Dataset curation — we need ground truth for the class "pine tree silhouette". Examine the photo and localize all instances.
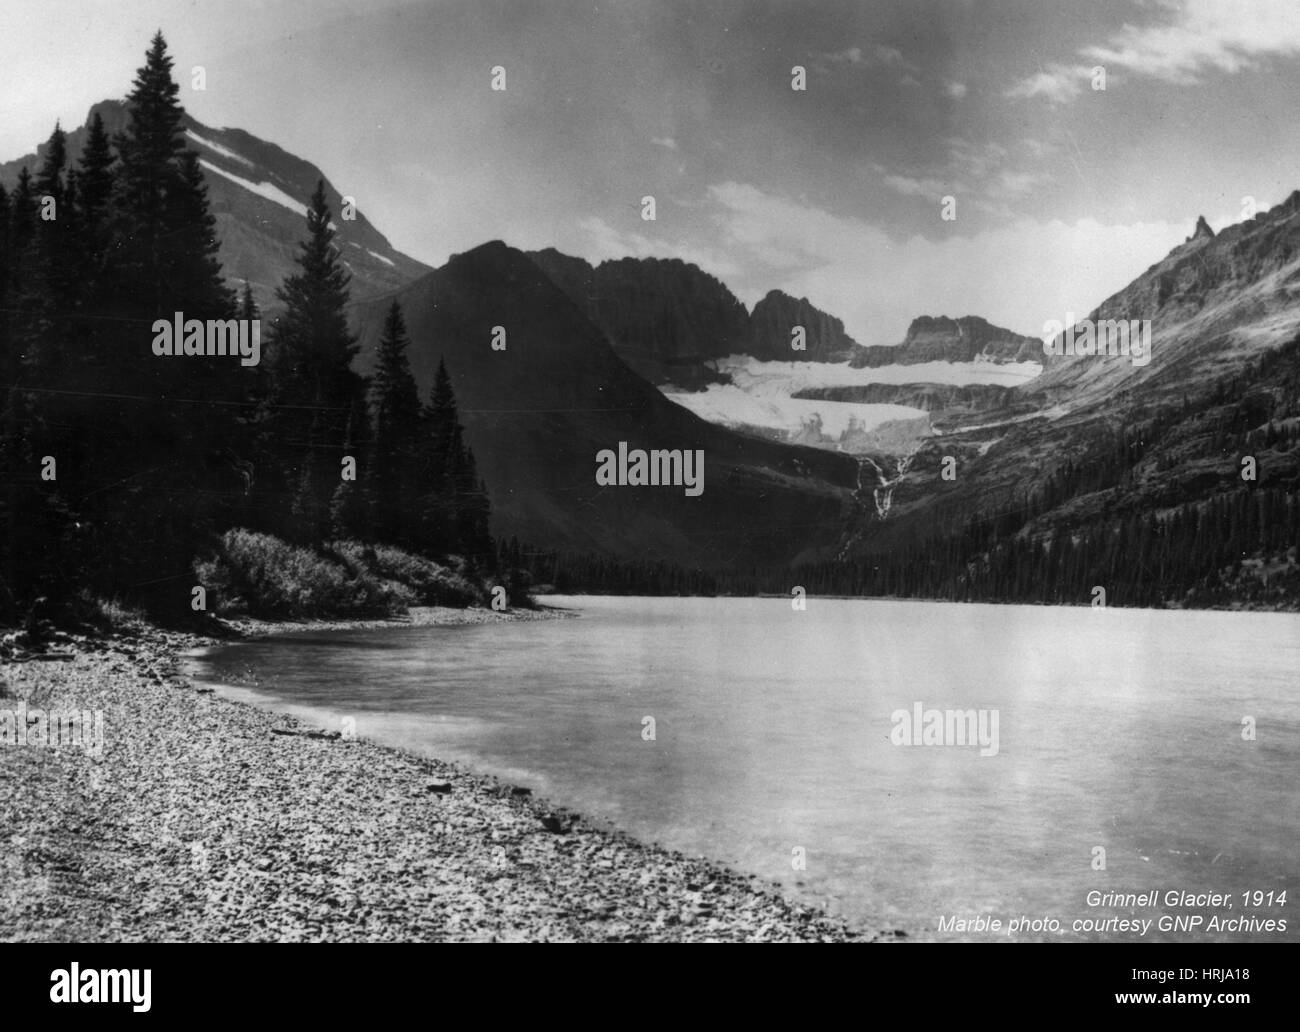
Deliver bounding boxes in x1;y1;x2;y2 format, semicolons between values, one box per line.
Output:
264;179;368;543
370;300;421;546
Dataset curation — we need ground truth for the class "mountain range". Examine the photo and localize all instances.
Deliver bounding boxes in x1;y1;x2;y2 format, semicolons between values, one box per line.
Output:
844;195;1300;606
6;100;1294;602
349;241;858;566
526;248;863;385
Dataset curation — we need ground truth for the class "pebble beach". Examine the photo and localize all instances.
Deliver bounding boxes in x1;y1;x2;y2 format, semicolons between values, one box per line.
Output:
0;609;882;943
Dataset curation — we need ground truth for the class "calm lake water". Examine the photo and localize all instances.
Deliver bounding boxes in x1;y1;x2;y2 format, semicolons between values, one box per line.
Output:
191;597;1298;941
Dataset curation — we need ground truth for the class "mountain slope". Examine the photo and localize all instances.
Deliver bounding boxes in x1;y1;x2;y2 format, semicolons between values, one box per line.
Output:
837;203;1300;606
1027;197;1300;412
352;243;859;567
1;100;430;308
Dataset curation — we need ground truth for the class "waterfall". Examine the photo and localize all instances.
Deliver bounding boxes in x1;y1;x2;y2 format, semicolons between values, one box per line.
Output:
867;444;923;519
835;443;927;560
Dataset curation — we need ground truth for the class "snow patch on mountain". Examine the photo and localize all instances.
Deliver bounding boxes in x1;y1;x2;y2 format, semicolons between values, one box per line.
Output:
661;354;1042;454
709;354;1042;390
198;159;307;217
185;129;253;167
662;354;1039;439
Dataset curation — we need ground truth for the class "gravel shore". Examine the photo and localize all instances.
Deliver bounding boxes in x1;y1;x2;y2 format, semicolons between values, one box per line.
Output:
1;610;881;942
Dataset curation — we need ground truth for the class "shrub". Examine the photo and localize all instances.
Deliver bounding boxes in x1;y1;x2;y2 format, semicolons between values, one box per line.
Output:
77;592;150;634
193;529;412;618
327;540;485;607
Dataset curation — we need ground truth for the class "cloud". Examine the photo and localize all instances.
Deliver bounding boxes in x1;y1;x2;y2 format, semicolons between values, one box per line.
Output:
875;139;1046;208
1009;0;1300;101
995;169;1049;197
866;45;917;71
702;181;1197;346
881;173;950;199
819;43;921;75
650;136;677;151
947;138;1008;179
1005;64;1090;103
825;45;864;65
944;80;968;99
1021;137;1058;160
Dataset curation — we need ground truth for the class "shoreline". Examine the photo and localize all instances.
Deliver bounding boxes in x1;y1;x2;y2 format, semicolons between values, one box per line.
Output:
208;600;581;640
1;607;882;943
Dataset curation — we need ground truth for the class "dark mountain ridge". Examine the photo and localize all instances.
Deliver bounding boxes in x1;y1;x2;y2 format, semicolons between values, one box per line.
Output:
351;242;859;567
529;249;1042;384
526;248;750;387
747;289;860;362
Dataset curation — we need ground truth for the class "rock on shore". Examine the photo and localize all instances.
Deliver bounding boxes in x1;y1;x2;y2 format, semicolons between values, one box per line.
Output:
1;617;875;942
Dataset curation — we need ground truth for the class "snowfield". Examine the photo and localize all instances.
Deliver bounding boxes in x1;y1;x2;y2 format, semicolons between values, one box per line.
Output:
664;382;923;440
661;355;1041;447
711;354;1043;388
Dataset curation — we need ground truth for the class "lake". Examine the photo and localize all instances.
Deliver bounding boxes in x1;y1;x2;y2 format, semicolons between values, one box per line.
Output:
190;596;1298;941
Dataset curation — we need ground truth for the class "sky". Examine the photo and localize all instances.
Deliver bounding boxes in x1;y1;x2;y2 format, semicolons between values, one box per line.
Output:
5;0;1300;344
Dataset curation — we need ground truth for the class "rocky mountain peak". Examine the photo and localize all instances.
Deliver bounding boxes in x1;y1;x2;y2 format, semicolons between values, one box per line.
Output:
851;314;1039;367
0;98;430;309
747;290;859;362
1187;214;1215;242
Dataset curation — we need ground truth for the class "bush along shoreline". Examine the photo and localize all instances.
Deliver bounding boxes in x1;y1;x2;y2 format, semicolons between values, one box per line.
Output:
192;528;503;620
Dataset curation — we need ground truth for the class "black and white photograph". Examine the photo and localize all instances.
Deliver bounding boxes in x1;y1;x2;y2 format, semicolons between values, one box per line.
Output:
0;0;1294;1003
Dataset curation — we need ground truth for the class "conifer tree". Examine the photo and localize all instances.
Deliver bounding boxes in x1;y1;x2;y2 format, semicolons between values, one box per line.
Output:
169;149;233;317
88;32;244;602
0;185;12;598
77;113;115;229
417;358;460;554
33;122;67;202
329;413;370;540
240;281;257;321
270;180;361;402
370;301;421;545
29;124;78;384
65;112;116;397
9;168;35;258
426;358;458;460
457;447;493;562
413;357;492;559
265;180;367;543
8;168;36;343
0;184;10;382
5;169;38;449
290;457;324;544
112;33;194;315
